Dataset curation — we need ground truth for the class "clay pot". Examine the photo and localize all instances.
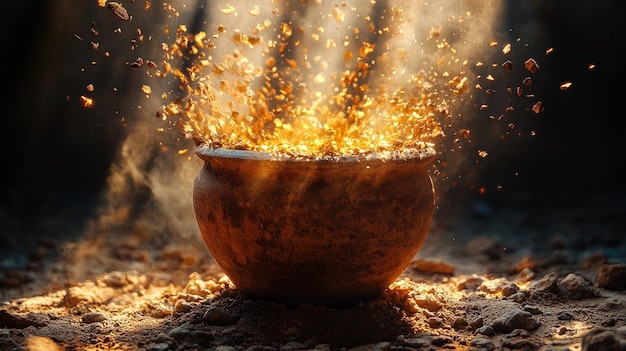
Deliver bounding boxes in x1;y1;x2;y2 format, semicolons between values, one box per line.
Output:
193;143;436;304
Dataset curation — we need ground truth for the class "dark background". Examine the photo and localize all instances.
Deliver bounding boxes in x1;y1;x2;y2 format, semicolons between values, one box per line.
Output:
1;1;624;261
437;0;625;208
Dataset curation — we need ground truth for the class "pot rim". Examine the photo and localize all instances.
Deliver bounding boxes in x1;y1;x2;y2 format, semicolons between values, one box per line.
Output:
195;143;437;164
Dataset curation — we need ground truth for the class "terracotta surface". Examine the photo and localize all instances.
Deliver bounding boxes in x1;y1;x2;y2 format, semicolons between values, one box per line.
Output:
193;144;437;304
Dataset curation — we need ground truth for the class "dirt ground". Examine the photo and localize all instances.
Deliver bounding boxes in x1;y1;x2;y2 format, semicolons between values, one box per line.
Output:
1;190;625;351
2;0;625;350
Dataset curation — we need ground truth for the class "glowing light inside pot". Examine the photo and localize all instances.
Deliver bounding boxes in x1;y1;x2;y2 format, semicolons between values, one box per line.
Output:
153;1;502;158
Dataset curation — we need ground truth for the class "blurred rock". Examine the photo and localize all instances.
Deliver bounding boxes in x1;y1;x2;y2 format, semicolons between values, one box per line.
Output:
582;327;626;351
557;273;600;300
464;235;502;261
596;264;626;291
530;272;558;294
581;253;608;270
411;258;455;275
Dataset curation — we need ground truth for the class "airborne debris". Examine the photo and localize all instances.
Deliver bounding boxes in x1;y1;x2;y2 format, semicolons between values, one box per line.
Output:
82;0;560;158
107;1;130;21
524;58;540;73
501;60;513;72
502;43;512;55
91;22;99;37
80;95;94;108
220;5;236;14
141;84;152;96
128;57;143;68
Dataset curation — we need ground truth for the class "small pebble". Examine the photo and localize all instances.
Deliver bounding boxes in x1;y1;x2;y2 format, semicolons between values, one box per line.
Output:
508;329;529;337
146;302;172;318
523;305;543;315
457;276;483;291
469;317;484;330
603;317;618;327
501;283;520;297
491;309;540;333
452;316;468;329
470;336;495;351
507;291;526;303
174;300;193;313
427;317;443;328
82;312;107;324
203;307;238;326
557;311;574;321
477;325;495;336
101;271;130;288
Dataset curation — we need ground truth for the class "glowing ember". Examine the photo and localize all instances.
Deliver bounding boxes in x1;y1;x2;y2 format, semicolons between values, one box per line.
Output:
80;95;95;108
152;2;484;158
81;1;556;160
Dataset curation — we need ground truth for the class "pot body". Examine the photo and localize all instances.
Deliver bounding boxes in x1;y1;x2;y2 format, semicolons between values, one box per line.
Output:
193;145;436;304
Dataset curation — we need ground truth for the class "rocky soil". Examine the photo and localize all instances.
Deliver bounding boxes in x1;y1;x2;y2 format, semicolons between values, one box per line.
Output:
1;0;624;350
1;193;625;351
